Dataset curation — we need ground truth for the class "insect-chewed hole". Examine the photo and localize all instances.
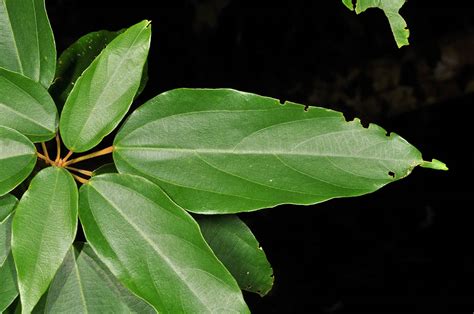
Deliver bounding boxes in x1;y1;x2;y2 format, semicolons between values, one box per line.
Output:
388;171;395;178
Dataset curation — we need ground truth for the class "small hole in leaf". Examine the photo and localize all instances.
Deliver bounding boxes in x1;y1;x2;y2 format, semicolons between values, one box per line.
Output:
388;171;395;178
304;105;309;112
279;99;286;105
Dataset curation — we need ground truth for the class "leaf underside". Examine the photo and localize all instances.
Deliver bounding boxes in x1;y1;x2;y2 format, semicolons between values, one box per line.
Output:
0;0;56;87
79;173;249;313
114;88;443;214
12;167;78;313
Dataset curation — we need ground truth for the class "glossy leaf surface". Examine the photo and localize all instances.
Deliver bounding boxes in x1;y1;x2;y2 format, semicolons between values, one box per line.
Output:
35;243;154;313
0;126;36;197
0;193;17;223
114;88;445;214
79;174;249;313
0;68;58;142
197;215;274;296
60;20;151;152
12;167;78;313
343;0;409;48
0;253;18;312
0;0;56;87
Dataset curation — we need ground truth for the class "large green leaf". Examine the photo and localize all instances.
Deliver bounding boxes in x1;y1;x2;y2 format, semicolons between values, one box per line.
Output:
34;243;154;313
114;88;446;214
79;174;249;313
0;68;58;142
197;215;274;296
1;213;13;267
0;253;18;312
60;20;151;152
342;0;409;48
12;167;78;313
0;126;36;197
50;29;149;110
0;193;17;223
0;0;56;87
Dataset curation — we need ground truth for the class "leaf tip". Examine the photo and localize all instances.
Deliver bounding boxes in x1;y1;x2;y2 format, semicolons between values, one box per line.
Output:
420;158;448;171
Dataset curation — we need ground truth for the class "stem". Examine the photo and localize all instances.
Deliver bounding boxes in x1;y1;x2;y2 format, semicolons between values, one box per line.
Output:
41;142;51;165
65;166;93;177
62;151;73;163
63;146;114;167
55;134;61;163
71;173;89;184
37;152;49;163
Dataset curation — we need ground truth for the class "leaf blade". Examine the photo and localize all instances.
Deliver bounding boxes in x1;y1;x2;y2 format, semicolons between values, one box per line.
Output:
1;213;13;267
344;0;409;48
0;0;56;87
0;68;58;142
50;29;148;111
59;20;151;152
12;167;78;313
0;126;36;197
197;215;274;296
0;253;18;312
79;173;249;313
0;194;17;223
36;243;154;313
114;88;441;214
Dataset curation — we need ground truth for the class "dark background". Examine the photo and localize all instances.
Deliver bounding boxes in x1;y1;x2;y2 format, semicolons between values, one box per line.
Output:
46;1;473;313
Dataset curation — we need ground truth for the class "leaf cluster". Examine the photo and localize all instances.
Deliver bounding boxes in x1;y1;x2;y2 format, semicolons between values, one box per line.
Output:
0;0;445;312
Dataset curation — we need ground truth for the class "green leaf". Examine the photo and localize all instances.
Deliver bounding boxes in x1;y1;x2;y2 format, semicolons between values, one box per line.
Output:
2;297;20;314
0;68;58;142
79;174;249;313
114;88;444;214
0;253;18;312
342;0;353;10
50;29;148;110
59;20;151;152
35;243;154;313
0;0;56;87
12;167;78;313
343;0;409;48
1;213;13;267
197;215;274;296
0;212;17;312
0;194;17;223
0;126;36;197
50;30;119;109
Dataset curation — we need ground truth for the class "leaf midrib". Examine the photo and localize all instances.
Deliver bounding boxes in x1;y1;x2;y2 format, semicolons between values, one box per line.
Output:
116;146;414;163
